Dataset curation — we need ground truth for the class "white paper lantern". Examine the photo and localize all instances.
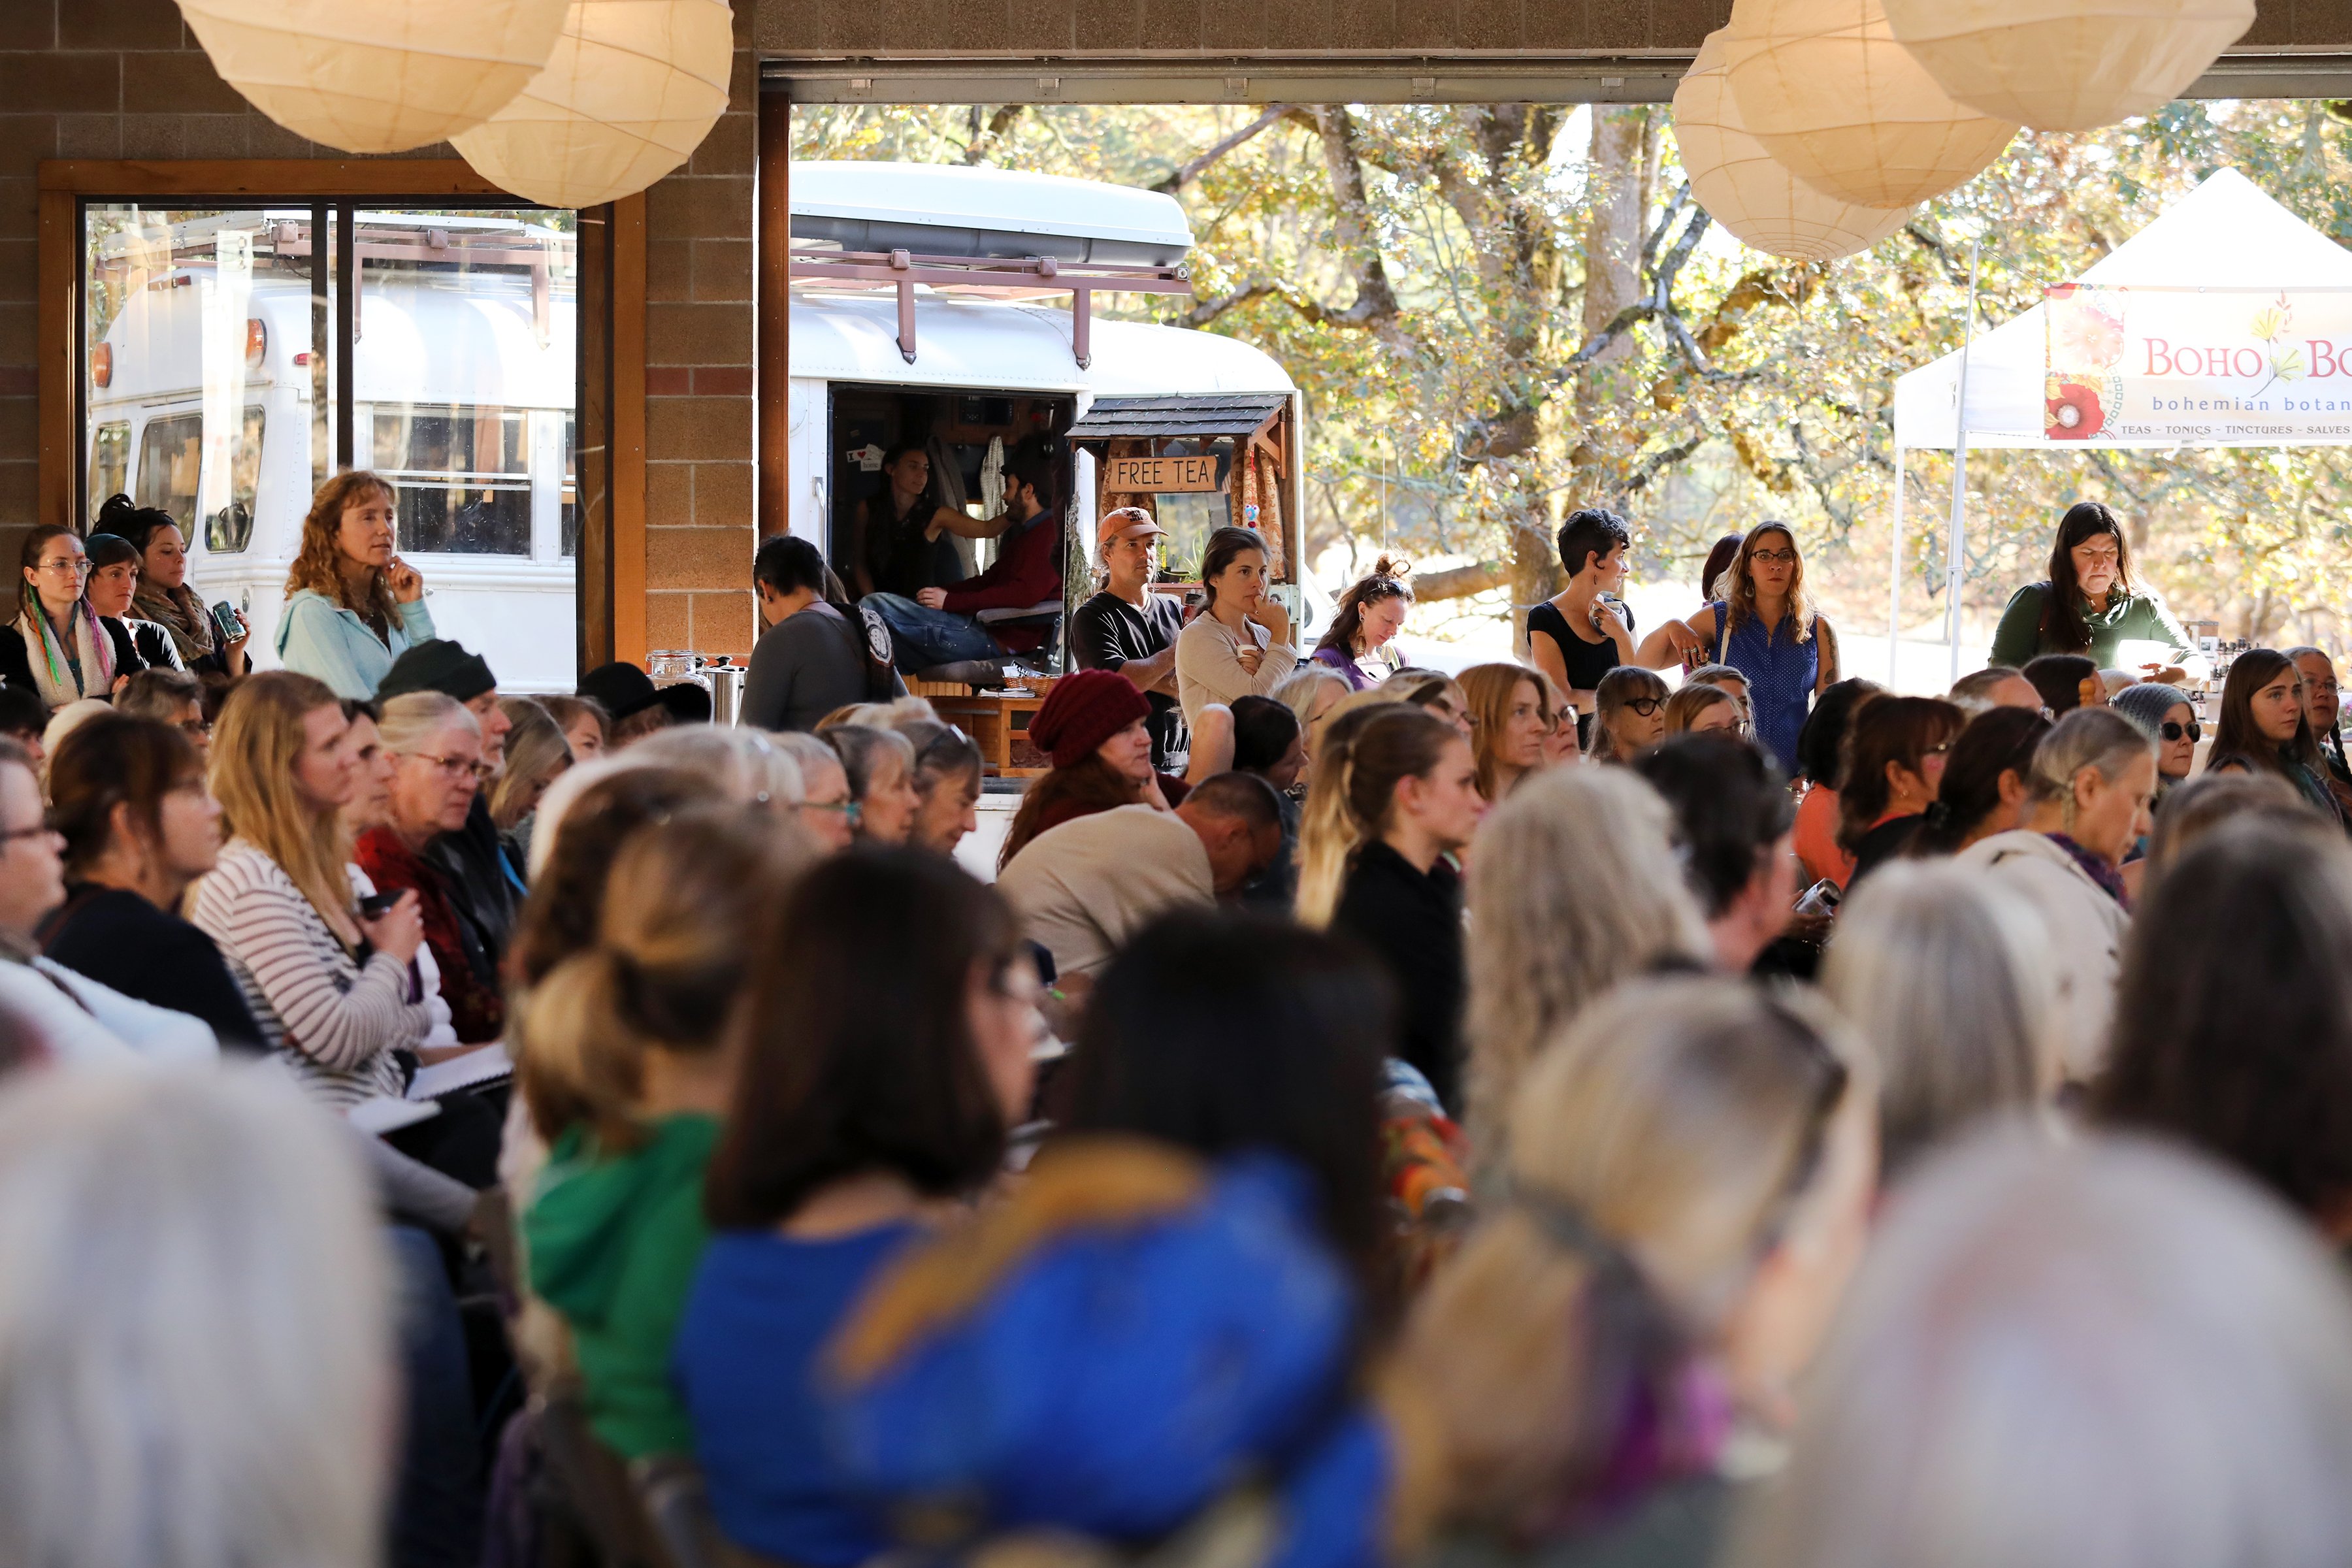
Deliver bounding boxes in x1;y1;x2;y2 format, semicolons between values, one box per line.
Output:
452;0;734;211
1723;0;2021;209
1882;0;2255;133
1674;31;1914;263
175;0;568;155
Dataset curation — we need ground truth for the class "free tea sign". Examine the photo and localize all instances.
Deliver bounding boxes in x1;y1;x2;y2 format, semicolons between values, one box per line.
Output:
2044;286;2352;444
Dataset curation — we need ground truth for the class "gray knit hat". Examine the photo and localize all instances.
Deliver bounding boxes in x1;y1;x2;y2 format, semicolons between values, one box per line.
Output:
2109;681;2193;741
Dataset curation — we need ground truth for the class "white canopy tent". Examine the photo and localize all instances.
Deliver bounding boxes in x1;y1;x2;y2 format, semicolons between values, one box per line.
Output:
1884;169;2352;681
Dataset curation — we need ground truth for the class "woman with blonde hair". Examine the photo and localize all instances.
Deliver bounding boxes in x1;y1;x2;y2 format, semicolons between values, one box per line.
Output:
1458;662;1549;801
1403;977;1877;1558
275;470;434;699
1821;860;2064;1181
1272;664;1352;760
189;672;433;1113
352;693;504;1048
1534;670;1582;766
517;805;812;1461
1294;700;1405;928
490;696;574;850
1465;765;1709;1158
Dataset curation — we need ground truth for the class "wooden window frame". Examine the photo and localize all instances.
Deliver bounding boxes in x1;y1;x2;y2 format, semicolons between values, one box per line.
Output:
35;159;647;670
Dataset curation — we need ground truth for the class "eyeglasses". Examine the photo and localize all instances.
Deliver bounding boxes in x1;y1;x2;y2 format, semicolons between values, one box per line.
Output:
1750;548;1799;566
33;559;88;576
1620;696;1664;717
2161;720;2203;743
801;798;862;826
412;751;492;783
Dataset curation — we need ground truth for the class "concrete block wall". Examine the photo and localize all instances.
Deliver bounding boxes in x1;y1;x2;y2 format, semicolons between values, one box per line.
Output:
646;1;761;662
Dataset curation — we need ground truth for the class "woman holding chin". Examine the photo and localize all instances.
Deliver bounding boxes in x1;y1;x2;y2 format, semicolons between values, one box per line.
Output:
1174;526;1297;728
275;470;434;701
1989;502;2206;686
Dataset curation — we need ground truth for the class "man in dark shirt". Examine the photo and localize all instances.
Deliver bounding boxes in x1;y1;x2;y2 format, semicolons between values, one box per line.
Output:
1070;508;1190;774
863;449;1064;674
744;535;903;732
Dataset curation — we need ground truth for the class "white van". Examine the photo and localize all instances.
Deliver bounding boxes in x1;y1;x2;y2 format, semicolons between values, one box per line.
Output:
786;163;1313;647
86;212;579;690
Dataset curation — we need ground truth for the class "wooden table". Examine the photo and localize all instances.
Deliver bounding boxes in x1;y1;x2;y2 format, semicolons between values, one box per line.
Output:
917;683;1052;777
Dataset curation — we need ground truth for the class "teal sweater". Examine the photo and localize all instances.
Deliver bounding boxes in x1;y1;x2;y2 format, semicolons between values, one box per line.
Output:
274;589;434;699
1988;582;2196;672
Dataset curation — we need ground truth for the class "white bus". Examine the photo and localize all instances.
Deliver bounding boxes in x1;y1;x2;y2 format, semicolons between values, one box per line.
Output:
86;211;579;690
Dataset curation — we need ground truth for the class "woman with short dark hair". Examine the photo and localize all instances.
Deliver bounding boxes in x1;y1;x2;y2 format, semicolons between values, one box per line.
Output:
1527;506;1642;719
99;491;249;679
1910;706;2051;857
677;850;1039;1568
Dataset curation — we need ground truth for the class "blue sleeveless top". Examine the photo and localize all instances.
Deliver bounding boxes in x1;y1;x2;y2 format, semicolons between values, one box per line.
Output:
1710;600;1817;776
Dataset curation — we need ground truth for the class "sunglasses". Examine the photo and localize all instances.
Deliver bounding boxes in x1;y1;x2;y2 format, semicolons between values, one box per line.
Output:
2161;720;2202;743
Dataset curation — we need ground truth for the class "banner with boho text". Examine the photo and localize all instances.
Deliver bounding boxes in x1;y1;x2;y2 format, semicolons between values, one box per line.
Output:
2044;285;2352;444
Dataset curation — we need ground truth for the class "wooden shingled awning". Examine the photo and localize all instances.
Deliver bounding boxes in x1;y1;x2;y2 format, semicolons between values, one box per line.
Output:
1066;393;1289;440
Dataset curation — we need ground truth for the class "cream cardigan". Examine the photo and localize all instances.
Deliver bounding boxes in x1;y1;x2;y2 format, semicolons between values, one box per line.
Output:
1174;611;1298;728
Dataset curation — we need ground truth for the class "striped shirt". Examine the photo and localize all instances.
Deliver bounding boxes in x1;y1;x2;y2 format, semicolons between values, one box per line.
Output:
188;841;428;1109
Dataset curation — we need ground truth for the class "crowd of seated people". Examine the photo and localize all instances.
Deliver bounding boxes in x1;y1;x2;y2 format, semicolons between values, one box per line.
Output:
13;472;2352;1568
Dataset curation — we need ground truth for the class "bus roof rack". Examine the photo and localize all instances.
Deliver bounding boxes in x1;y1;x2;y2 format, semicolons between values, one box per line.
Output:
788;161;1194;265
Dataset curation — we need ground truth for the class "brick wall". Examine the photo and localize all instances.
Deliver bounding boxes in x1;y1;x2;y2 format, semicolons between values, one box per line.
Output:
646;2;760;662
756;0;2349;55
0;0;762;664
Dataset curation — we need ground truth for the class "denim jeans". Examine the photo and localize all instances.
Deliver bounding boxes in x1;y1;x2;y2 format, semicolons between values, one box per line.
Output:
862;592;1007;673
387;1224;485;1568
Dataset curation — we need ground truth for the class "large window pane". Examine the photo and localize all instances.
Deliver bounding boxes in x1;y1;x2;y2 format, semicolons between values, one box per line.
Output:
82;198;580;693
84;205;316;546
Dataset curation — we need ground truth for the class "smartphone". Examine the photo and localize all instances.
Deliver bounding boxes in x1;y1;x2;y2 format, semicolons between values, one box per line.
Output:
356;890;404;921
1793;878;1844;918
209;601;245;642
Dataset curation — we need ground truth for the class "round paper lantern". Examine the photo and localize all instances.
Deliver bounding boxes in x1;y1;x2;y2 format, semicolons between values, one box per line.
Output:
452;0;734;210
1723;0;2021;209
1674;31;1914;263
174;0;568;154
1882;0;2255;133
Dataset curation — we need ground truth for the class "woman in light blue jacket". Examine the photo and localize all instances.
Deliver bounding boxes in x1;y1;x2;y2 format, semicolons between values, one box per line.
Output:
275;470;435;700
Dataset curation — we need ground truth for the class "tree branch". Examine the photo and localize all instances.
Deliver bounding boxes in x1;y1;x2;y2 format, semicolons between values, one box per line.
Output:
1313;105;1402;328
1414;559;1511;602
962;105;1028;165
1151;105;1294;192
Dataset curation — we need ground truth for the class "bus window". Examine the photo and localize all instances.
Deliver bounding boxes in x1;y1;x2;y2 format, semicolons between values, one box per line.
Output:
135;413;203;535
374;403;531;555
208;406;265;553
87;422;129;515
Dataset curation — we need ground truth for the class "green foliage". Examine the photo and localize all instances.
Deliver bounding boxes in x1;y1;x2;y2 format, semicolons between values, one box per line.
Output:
796;99;2352;648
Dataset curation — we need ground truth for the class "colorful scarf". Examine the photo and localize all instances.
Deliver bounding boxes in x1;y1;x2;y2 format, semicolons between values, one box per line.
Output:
15;604;113;710
131;579;217;666
2046;832;2130;909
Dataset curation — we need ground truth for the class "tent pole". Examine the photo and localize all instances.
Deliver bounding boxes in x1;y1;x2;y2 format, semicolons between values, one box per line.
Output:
1946;240;1982;684
1889;444;1904;684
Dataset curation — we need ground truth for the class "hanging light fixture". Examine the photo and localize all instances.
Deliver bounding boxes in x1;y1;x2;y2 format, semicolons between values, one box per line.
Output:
452;0;734;210
1723;0;2020;209
1674;30;1914;263
174;0;568;154
1881;0;2255;133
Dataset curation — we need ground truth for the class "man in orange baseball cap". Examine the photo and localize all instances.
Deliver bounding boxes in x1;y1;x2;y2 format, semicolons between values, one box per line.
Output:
1070;508;1190;773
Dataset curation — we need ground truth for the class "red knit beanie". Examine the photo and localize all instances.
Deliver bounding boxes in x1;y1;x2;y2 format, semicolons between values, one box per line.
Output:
1028;669;1152;770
